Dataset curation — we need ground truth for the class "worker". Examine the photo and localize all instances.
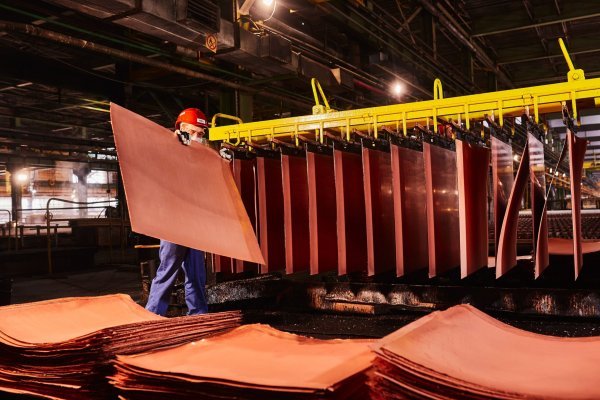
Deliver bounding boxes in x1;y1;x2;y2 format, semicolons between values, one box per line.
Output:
145;108;209;316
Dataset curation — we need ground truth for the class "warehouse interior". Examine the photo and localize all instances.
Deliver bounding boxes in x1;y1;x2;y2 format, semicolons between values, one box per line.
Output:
1;0;600;398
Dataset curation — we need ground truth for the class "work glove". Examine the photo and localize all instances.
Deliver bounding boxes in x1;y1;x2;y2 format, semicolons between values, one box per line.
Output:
219;147;233;161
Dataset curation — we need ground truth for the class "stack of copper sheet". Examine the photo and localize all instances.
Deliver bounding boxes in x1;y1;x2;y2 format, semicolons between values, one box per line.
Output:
0;294;240;399
111;324;374;400
370;304;600;399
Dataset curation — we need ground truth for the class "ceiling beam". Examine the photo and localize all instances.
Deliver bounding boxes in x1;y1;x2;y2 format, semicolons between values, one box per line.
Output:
418;0;514;88
471;5;600;37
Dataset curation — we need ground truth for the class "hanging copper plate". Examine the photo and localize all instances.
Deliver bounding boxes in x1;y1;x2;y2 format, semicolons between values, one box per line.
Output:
333;142;367;275
306;145;338;274
281;150;310;274
456;139;490;278
390;141;428;277
496;142;529;278
423;142;460;277
256;152;285;273
491;137;514;259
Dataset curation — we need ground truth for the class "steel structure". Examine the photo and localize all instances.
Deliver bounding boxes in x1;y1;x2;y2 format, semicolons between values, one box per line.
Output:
210;40;599;144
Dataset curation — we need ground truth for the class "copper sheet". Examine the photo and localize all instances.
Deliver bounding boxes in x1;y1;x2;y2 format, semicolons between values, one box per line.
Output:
491;137;514;257
390;144;428;276
256;155;285;273
281;153;310;274
456;140;490;278
568;130;588;279
549;238;600;255
110;103;264;265
333;144;367;275
0;294;161;343
0;294;241;399
362;145;395;276
423;143;460;277
496;142;529;278
372;304;600;399
528;133;549;277
112;324;374;394
307;149;338;274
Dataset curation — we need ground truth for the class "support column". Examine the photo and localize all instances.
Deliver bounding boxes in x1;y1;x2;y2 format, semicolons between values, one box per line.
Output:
7;163;23;224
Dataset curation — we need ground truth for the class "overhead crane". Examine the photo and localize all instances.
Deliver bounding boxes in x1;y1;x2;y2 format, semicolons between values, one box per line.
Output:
210;39;599;145
206;39;600;318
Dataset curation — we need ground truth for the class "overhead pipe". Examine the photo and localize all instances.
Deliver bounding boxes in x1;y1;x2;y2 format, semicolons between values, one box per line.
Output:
0;20;313;110
353;79;388;97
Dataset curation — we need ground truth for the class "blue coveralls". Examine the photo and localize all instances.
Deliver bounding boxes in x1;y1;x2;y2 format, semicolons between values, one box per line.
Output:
145;240;208;316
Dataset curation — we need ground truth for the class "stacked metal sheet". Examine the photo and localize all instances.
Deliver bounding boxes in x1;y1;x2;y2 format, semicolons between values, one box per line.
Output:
111;324;374;400
0;294;240;399
370;304;600;399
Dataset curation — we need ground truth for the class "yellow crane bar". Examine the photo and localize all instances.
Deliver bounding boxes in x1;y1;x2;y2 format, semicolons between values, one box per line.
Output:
209;39;599;143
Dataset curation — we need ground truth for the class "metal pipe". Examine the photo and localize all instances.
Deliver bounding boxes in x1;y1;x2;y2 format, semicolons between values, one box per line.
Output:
472;12;600;38
353;79;388;97
0;21;313;110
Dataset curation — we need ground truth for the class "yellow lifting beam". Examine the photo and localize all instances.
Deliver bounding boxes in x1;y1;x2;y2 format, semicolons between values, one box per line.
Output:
210;39;600;143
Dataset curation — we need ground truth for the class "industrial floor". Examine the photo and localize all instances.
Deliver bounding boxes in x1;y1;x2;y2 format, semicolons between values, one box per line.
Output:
8;266;600;340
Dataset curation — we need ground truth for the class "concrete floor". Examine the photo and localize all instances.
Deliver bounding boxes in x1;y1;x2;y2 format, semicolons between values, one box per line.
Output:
10;266;141;304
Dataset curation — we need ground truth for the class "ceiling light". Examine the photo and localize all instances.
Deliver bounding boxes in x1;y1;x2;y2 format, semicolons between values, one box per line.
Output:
262;0;273;5
16;171;28;183
391;82;403;97
513;154;520;162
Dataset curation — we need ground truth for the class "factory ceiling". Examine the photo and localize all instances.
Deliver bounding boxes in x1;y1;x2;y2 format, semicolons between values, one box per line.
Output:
1;0;600;164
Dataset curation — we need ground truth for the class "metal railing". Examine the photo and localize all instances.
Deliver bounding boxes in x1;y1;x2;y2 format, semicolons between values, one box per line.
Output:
0;209;13;251
44;198;123;274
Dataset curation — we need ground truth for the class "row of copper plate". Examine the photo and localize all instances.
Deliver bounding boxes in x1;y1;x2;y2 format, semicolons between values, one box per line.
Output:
0;294;240;399
495;128;589;279
214;135;492;279
110;324;374;400
369;304;600;400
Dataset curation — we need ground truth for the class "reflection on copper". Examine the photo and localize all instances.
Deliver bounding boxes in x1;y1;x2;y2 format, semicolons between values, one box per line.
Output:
496;142;529;278
528;134;549;278
110;103;264;264
256;155;285;273
456;140;490;278
390;143;428;276
568;130;588;279
362;145;395;276
307;149;338;274
333;144;367;275
372;304;600;399
423;143;460;277
281;153;310;274
491;137;514;258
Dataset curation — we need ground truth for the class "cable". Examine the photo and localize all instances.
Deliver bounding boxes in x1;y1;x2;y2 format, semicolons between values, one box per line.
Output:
263;1;277;22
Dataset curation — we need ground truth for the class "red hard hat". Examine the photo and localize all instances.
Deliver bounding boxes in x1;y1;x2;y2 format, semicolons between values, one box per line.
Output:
175;108;208;130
